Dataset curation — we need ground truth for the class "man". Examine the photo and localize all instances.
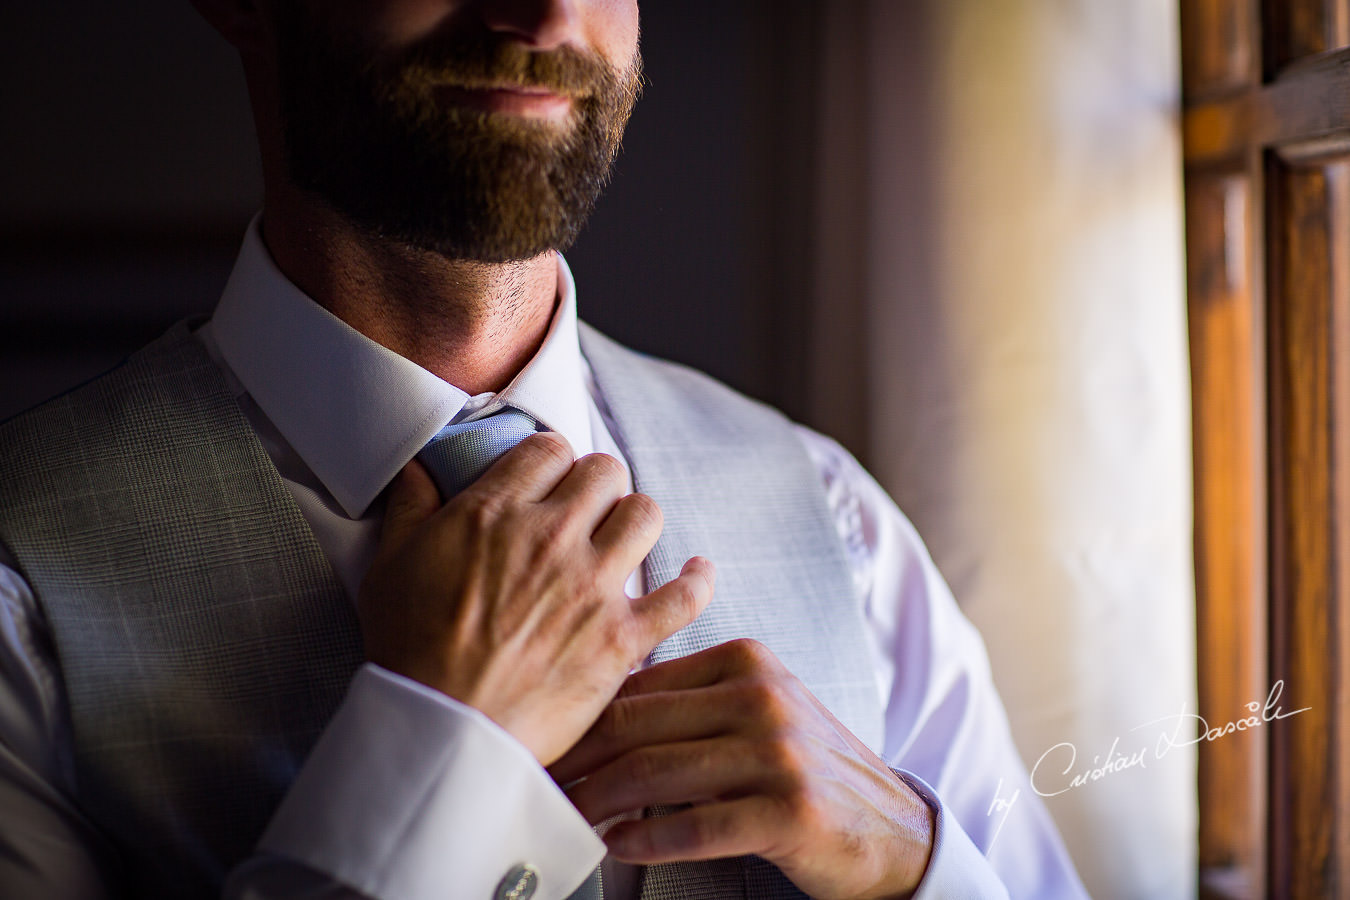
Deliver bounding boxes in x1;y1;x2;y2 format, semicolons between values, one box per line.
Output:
0;1;1086;898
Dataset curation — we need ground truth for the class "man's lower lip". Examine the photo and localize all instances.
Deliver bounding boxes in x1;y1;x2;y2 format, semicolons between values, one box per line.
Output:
435;85;573;120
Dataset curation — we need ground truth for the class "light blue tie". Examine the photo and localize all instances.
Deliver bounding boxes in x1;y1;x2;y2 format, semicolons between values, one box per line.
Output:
416;408;541;498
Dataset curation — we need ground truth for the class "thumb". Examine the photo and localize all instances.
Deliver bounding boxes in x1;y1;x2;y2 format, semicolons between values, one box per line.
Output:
380;459;441;547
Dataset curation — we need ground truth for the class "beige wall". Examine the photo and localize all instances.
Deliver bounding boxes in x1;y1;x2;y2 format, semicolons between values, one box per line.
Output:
812;2;1196;897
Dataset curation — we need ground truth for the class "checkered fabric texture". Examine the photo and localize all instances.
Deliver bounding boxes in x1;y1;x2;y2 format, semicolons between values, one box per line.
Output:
0;323;362;897
567;865;603;900
0;321;881;899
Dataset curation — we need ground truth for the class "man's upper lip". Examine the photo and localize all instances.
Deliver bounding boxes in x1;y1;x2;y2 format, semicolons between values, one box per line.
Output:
447;81;578;98
498;85;561;95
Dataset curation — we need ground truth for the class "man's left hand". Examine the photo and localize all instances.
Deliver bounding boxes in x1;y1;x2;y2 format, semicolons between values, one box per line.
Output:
548;639;936;900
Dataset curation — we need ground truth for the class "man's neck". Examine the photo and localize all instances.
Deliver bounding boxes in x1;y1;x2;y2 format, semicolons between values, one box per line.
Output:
259;198;559;397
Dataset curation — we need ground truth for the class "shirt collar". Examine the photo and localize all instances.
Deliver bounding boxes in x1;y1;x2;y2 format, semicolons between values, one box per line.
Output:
211;215;594;519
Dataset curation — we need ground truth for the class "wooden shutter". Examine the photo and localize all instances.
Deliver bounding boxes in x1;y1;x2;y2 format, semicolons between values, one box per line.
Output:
1183;1;1350;896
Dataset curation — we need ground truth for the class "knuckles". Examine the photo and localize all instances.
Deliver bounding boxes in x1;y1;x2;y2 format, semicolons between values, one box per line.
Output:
574;451;629;487
720;638;782;674
739;676;797;729
525;430;575;467
618;491;663;534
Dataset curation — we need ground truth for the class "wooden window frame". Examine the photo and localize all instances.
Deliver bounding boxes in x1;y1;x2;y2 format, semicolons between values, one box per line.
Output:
1183;1;1350;896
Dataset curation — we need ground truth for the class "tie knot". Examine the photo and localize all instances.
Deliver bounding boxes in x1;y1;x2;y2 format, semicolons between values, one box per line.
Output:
417;408;541;498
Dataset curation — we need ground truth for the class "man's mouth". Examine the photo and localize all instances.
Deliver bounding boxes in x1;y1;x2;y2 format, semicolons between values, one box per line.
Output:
433;83;575;121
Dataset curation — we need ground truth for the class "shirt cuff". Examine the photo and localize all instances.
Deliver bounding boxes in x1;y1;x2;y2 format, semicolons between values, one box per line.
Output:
255;663;605;900
895;770;1011;900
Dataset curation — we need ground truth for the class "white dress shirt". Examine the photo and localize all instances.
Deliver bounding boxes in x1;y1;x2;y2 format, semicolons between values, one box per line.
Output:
0;220;1087;900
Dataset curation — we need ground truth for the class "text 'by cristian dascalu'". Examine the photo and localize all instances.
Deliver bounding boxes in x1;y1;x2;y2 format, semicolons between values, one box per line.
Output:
984;680;1309;847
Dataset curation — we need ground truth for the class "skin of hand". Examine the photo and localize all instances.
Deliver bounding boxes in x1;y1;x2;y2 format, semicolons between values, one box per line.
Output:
549;639;937;900
357;431;715;767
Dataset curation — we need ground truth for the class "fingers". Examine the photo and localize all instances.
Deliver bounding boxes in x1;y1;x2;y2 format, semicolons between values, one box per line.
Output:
552;639;809;798
629;557;715;653
379;460;441;549
549;683;742;785
603;796;775;864
565;736;788;825
591;491;663;576
466;431;575;503
547;452;634;532
618;637;776;700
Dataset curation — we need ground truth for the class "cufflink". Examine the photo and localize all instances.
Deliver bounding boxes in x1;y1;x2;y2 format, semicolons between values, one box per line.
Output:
495;863;539;900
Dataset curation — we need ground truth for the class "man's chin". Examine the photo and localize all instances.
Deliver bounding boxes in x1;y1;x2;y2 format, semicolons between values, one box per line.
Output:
425;242;562;266
366;220;572;265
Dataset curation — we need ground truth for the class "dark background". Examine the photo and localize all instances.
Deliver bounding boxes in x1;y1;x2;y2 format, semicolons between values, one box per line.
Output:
0;1;826;426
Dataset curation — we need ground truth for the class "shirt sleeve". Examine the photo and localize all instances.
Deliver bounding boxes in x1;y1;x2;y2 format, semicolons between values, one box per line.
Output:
235;665;605;900
0;556;603;900
794;426;1089;900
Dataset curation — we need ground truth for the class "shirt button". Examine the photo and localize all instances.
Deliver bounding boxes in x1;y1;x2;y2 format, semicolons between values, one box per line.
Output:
495;863;539;900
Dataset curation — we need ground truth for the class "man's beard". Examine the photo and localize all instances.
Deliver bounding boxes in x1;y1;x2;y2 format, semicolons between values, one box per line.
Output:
274;10;642;263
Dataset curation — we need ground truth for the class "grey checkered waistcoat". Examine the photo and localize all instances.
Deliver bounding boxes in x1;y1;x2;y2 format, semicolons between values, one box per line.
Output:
0;321;882;899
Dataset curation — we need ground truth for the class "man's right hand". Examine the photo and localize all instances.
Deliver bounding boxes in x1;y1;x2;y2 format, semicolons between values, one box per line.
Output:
357;432;715;767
